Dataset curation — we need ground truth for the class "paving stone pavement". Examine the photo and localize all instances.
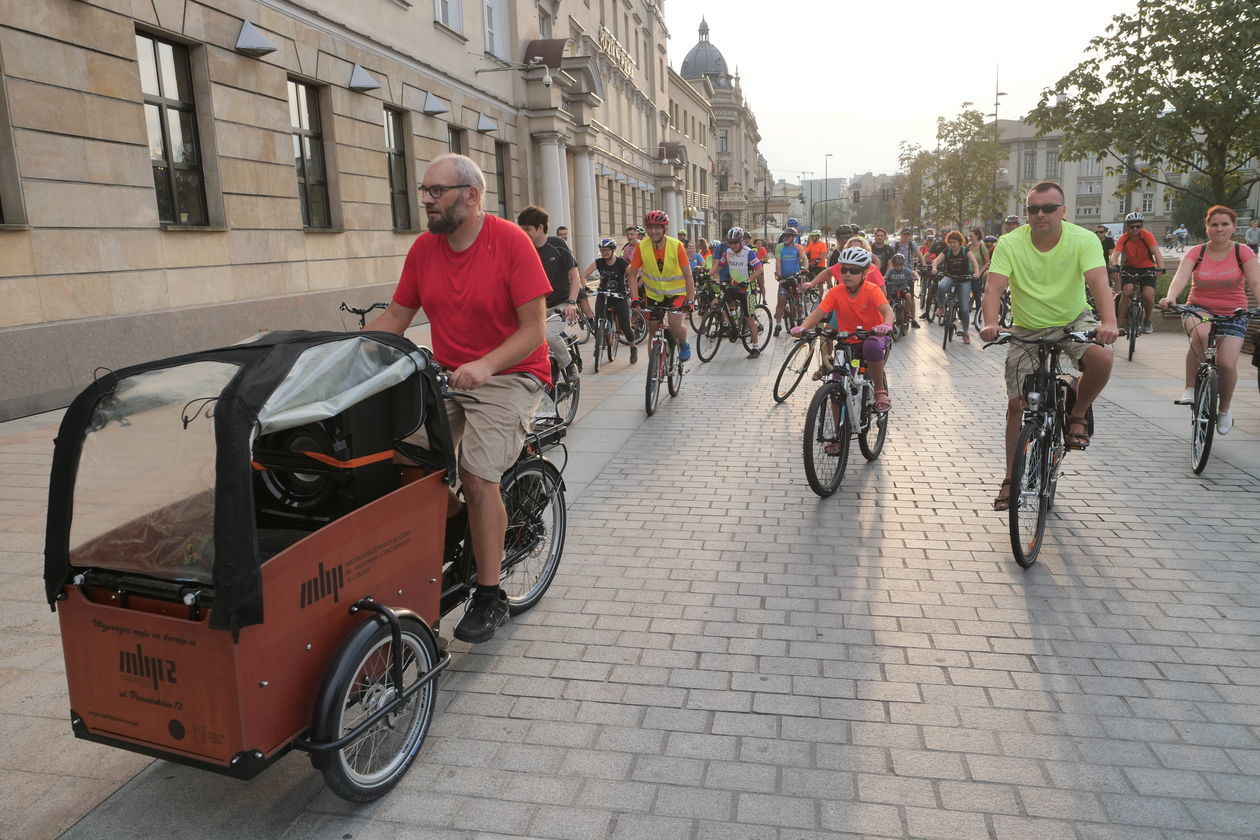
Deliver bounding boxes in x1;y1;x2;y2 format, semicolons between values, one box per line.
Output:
1;313;1259;840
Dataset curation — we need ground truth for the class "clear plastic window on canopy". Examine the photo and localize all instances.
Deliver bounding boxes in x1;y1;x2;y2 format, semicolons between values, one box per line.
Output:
68;362;239;584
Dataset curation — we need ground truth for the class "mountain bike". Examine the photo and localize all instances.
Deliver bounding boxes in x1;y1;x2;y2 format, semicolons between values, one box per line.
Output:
920;270;941;324
887;287;912;340
638;300;689;416
1166;304;1260;474
778;272;810;332
1111;266;1166;361
546;310;582;426
984;329;1097;568
801;327;890;497
937;275;976;350
690;270;721;331
590;289;629;373
696;283;771;362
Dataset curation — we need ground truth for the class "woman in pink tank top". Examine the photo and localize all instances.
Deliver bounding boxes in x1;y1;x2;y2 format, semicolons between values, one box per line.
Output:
1160;206;1260;433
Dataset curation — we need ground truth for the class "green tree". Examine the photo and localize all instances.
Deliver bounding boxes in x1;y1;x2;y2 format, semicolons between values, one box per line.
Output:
1169;176;1249;237
920;109;1004;231
1028;0;1260;207
896;143;930;226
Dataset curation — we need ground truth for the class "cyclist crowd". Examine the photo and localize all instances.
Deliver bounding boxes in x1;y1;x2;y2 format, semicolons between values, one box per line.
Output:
360;154;1259;635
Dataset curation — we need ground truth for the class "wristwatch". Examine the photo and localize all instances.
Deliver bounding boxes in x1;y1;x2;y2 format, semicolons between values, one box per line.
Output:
566;299;576;305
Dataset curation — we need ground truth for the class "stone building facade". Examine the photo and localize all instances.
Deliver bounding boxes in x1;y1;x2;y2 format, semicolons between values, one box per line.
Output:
0;0;702;419
677;19;766;240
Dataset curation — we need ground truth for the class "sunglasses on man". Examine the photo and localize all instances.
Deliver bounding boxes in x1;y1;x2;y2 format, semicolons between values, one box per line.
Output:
838;265;865;276
1024;203;1063;216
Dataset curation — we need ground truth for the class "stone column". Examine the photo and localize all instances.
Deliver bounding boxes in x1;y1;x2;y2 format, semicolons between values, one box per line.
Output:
557;146;573;231
536;133;568;229
572;148;598;270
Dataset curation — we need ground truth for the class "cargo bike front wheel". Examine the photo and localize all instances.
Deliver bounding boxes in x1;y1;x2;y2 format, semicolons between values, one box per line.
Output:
310;607;443;802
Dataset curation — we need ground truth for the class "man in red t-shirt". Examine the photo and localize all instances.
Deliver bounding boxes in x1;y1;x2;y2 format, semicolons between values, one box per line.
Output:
1109;211;1165;334
369;153;551;644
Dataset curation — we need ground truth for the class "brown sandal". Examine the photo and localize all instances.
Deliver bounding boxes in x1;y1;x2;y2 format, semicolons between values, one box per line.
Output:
994;479;1012;511
1065;417;1091;450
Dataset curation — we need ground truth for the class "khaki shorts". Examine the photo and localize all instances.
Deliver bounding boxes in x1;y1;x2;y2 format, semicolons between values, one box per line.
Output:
403;373;542;482
1004;310;1103;399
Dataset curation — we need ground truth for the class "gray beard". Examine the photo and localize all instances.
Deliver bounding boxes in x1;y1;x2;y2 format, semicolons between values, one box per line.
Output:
427;203;464;234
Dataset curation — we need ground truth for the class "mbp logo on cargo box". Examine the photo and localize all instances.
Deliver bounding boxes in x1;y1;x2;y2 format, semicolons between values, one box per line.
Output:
299;561;345;609
118;643;178;690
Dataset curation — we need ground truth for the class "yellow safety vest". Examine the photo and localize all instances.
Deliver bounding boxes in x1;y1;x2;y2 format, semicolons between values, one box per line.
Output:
638;236;686;300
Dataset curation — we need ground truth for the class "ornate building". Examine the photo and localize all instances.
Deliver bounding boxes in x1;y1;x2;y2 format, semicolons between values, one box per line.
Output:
678;19;767;237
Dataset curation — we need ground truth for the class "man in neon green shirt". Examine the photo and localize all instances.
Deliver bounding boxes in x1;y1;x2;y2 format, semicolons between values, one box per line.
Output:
980;181;1117;511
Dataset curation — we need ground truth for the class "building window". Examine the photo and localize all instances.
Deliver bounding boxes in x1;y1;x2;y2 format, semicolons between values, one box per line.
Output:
1078;179;1101;195
484;0;507;58
700;169;706;194
288;79;331;228
1077;206;1098;216
719;129;728;153
137;32;207;226
1141;193;1154;213
539;9;551;37
607;181;615;232
384;107;411;230
1081;156;1101;177
718;171;728;192
494;141;510;218
1045;149;1060;181
448;125;464;154
435;0;463;32
1022;150;1037;182
1164;193;1175;215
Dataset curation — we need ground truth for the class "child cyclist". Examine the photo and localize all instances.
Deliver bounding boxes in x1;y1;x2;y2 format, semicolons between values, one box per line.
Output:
884;253;919;329
581;237;639;364
791;247;895;412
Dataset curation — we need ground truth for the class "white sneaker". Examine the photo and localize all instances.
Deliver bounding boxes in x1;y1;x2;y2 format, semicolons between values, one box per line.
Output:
1174;388;1194;405
1218;410;1232;435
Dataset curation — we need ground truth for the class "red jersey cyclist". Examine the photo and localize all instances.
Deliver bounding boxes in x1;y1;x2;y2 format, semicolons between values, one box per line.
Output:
1110;211;1165;335
791;247;895;414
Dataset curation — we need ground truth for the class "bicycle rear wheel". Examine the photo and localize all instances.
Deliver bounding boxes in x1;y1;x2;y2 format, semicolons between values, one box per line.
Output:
689;297;707;332
802;382;849;497
572;313;592;345
500;457;566;614
666;339;682;396
555;372;580;426
1191;367;1217;474
592;323;604;373
773;339;814;403
697;311;723;362
858;389;888;460
645;340;663;416
941;298;955;350
606;322;619;363
629;309;648;345
742;304;773;353
1009;422;1048;568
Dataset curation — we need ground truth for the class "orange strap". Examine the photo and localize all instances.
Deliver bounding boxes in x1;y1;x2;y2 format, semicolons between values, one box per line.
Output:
251;449;394;471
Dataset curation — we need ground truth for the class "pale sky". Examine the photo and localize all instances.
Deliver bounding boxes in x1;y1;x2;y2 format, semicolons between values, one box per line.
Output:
664;0;1142;183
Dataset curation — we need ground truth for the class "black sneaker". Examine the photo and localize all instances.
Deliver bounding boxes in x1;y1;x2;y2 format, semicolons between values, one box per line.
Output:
911;320;921;329
747;349;761;359
453;588;509;643
773;324;782;337
629;345;638;364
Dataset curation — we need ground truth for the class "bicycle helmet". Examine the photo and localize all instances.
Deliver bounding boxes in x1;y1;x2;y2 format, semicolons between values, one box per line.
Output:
634;225;646;235
644;209;669;227
787;218;800;228
710;240;722;251
784;226;798;236
1004;215;1021;224
598;237;617;249
983;235;997;243
809;229;822;237
726;226;745;242
1124;211;1144;222
836;247;873;268
891;253;906;264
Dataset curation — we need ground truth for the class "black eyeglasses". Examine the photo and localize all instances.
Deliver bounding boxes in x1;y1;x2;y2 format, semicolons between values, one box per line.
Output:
1127;223;1144;228
1025;203;1063;216
838;266;865;275
419;184;471;199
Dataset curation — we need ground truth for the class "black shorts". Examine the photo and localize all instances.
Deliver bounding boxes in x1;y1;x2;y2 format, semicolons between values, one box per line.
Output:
722;284;753;317
645;294;685;316
1120;269;1158;289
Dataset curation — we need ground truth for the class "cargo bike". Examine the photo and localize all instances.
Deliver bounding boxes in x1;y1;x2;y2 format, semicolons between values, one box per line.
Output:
42;330;567;802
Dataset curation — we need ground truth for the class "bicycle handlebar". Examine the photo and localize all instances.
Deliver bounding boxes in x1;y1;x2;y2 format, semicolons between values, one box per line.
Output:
1110;266;1168;276
983;329;1098;349
1165;304;1260;321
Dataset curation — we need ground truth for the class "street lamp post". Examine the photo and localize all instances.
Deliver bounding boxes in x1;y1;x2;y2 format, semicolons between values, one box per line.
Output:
988;70;1008;234
823;153;833;232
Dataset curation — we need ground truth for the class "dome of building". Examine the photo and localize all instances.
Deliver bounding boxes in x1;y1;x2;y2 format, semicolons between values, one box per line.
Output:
680;19;731;87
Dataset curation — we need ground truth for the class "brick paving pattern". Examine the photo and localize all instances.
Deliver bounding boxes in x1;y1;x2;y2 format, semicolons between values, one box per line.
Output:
1;321;1258;839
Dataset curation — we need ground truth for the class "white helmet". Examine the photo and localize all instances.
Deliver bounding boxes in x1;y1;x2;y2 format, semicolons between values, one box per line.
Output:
726;226;745;242
836;247;873;268
1125;211;1144;222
